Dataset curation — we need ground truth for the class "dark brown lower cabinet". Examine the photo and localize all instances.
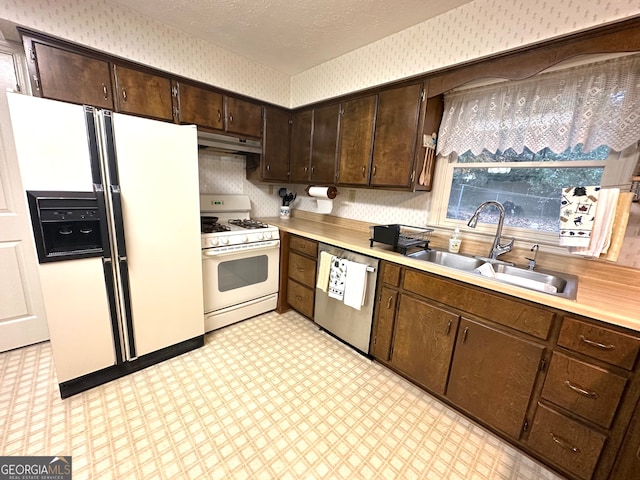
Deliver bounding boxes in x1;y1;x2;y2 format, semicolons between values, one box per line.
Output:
610;398;640;479
527;403;606;480
390;294;459;395
370;287;398;362
446;318;545;439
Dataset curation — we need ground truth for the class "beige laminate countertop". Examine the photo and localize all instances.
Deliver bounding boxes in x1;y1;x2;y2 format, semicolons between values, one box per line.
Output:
263;215;640;333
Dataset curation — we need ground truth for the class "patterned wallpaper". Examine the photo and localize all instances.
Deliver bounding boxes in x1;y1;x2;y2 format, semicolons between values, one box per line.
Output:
291;0;640;106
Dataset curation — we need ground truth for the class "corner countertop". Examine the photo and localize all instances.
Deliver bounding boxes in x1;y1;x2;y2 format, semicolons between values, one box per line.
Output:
263;215;640;333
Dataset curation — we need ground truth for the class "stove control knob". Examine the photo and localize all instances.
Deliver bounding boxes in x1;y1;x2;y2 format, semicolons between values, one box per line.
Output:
264;231;272;240
221;237;229;245
242;235;249;243
257;233;264;241
208;238;219;247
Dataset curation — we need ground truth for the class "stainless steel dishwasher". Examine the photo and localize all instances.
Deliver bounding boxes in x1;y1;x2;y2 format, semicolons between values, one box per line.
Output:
314;243;379;354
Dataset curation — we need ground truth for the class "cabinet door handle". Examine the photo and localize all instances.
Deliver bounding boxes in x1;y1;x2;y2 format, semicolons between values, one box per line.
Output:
445;320;452;336
311;166;315;176
296;295;303;301
217;109;222;122
579;334;615;350
386;296;393;309
304;166;308;173
229;113;234;124
550;433;580;454
462;326;469;343
102;83;108;100
266;164;270;171
121;88;127;103
372;165;377;176
563;380;599;399
362;166;366;177
297;268;305;272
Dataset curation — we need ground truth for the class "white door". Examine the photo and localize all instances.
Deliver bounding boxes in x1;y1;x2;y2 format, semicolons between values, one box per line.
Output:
0;84;49;350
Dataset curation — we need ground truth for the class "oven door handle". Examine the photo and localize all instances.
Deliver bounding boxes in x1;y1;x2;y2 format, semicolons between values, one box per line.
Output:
202;240;280;257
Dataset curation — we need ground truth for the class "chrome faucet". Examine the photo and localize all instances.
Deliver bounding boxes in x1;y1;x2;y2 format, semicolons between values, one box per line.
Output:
467;201;515;260
526;244;539;270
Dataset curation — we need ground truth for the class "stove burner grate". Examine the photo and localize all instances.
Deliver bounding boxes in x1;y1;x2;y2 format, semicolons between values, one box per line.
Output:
228;219;269;229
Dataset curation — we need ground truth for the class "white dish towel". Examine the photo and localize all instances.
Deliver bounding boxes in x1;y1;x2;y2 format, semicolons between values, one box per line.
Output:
328;257;347;301
343;260;368;310
316;251;333;292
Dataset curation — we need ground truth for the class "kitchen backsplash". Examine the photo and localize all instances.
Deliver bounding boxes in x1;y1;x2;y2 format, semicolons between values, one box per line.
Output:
198;151;431;226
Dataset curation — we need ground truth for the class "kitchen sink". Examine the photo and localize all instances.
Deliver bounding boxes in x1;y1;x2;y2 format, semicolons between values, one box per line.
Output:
407;249;578;299
407;249;485;271
489;264;578;299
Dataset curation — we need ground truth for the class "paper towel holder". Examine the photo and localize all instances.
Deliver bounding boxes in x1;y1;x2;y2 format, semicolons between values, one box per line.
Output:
305;185;339;199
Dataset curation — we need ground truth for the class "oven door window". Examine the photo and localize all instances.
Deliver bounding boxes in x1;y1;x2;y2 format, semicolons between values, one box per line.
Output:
218;255;268;292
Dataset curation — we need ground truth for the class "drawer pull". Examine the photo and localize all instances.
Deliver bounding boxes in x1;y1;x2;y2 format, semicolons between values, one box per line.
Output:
550;433;580;454
297;268;305;272
445;319;452;336
579;334;615;350
296;295;302;301
563;380;599;399
386;296;393;309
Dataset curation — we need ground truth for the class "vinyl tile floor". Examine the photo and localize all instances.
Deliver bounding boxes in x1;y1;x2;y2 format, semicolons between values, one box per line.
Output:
0;310;565;480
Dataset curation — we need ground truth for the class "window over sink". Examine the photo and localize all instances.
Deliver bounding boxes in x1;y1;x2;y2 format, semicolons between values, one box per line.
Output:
430;53;640;244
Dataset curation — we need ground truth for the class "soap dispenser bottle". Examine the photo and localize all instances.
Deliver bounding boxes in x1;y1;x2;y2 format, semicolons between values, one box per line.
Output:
449;227;462;253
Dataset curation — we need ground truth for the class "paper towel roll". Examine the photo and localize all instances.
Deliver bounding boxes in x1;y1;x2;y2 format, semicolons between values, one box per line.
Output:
307;186;338;199
307;186;338;214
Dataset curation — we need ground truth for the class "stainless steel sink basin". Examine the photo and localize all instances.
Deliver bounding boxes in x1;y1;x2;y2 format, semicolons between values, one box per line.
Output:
489;264;578;299
407;249;578;299
407;249;485;271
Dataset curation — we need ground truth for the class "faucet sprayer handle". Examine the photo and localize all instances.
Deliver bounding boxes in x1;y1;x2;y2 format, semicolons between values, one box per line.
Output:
525;244;539;270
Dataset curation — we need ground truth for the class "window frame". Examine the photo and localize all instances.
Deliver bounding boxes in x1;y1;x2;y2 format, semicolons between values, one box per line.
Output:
429;151;631;247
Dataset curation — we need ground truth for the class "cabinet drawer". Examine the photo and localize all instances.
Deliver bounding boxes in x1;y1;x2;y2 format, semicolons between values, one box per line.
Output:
288;252;317;288
290;236;318;257
287;280;314;318
527;403;606;480
541;352;627;429
558;317;640;370
381;262;401;287
403;270;554;339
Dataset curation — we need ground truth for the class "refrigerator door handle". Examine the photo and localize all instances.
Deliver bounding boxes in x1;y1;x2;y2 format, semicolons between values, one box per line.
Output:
102;258;124;364
118;258;137;360
109;187;128;256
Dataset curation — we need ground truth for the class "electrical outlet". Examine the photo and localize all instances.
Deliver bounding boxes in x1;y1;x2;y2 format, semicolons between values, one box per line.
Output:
423;134;429;147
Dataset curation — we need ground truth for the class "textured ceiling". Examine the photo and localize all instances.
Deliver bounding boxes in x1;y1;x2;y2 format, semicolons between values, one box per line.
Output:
111;0;473;75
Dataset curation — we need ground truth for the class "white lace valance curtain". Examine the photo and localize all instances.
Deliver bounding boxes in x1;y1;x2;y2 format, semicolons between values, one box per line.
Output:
437;54;640;157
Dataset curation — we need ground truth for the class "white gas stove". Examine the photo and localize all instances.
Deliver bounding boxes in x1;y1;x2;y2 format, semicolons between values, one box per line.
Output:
200;194;279;250
200;194;280;332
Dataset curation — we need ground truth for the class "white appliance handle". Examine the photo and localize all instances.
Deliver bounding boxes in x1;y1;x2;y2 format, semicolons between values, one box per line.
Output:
203;240;280;257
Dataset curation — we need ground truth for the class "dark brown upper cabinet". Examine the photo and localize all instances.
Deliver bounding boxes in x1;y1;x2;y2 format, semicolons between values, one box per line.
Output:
309;104;340;184
260;106;290;182
370;83;423;188
336;95;377;186
289;109;313;184
26;40;114;109
113;65;174;121
287;105;339;185
225;96;262;139
175;82;224;130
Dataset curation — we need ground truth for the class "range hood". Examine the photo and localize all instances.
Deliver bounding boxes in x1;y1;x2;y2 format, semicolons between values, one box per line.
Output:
197;130;262;154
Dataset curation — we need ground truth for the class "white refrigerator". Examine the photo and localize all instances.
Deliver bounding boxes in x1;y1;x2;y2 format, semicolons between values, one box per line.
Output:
6;92;204;398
